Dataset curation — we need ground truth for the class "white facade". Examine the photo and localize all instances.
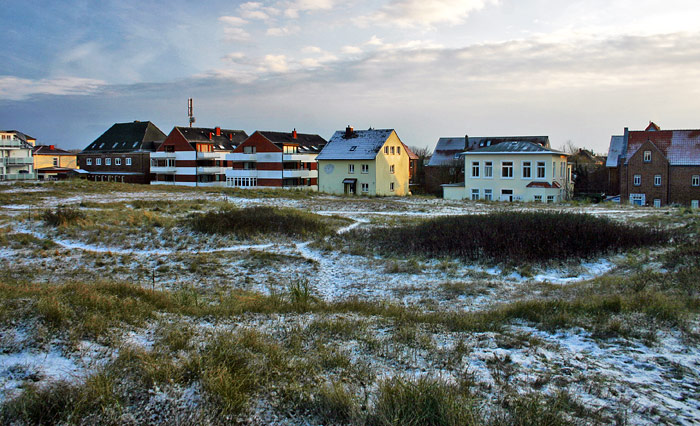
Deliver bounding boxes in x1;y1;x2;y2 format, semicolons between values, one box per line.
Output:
150;151;230;187
225;152;320;190
0;131;36;181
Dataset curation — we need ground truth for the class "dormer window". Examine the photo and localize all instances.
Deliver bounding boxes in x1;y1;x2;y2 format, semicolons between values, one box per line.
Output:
349;146;357;151
643;151;651;162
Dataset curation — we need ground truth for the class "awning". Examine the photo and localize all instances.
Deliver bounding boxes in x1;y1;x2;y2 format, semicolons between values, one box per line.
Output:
342;178;357;184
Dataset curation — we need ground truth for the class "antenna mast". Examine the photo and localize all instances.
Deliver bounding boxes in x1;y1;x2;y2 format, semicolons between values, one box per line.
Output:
188;98;196;127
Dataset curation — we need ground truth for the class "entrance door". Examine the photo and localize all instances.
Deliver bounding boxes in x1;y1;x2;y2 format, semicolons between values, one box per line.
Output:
344;182;356;194
500;189;513;202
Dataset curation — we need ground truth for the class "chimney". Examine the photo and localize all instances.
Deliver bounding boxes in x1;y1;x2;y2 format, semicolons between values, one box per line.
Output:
215;127;221;136
345;125;354;138
228;133;233;141
292;128;297;139
49;145;55;150
464;134;469;151
209;132;213;140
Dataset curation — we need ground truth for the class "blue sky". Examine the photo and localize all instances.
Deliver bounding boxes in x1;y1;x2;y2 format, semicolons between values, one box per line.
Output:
2;0;700;153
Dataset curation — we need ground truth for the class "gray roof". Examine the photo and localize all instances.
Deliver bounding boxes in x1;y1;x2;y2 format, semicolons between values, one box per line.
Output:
428;135;551;166
82;121;167;153
464;141;564;155
258;131;326;152
316;129;395;160
177;127;248;151
606;135;625;167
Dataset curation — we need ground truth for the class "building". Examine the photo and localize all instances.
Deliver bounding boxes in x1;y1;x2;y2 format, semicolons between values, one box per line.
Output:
225;130;326;189
608;122;700;207
32;145;79;181
317;126;410;196
79;121;167;184
568;148;607;197
426;135;550;195
443;140;572;202
151;126;247;187
0;130;36;181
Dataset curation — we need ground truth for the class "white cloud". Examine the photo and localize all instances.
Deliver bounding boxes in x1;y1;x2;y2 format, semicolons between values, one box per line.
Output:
284;0;336;17
240;2;281;20
0;76;105;101
266;25;301;36
218;16;248;26
302;46;323;54
223;27;251;41
364;0;499;28
341;45;363;54
260;54;290;73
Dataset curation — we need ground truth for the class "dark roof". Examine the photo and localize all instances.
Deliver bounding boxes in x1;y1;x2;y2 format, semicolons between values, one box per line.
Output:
82;121;167;153
33;145;74;155
258;131;327;152
467;141;564;154
468;136;550;150
624;128;700;166
428;135;550;166
176;127;248;151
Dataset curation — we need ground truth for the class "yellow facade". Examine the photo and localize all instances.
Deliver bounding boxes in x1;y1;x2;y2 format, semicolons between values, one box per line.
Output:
318;131;410;196
34;154;78;169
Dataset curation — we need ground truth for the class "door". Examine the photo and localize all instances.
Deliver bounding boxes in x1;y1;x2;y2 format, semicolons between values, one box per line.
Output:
500;189;513;202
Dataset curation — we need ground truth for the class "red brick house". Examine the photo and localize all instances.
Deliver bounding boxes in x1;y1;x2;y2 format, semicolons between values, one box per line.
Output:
79;121;167;184
614;122;700;207
151;126;247;187
225;130;326;189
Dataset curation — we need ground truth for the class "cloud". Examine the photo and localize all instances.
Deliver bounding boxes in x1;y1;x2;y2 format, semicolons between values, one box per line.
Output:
363;0;499;28
219;15;251;41
260;54;290;73
0;76;106;101
218;16;249;26
240;2;280;20
266;25;301;36
302;46;323;54
341;45;363;55
284;0;336;17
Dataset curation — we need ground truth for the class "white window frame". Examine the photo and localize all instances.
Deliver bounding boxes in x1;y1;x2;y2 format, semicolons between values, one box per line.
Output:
348;164;355;174
692;175;700;186
115;158;122;166
52;157;59;167
484;161;493;178
546;195;555;203
691;200;699;209
522;161;531;179
654;175;661;186
86;158;92;166
643;150;651;162
501;161;513;179
471;161;480;178
653;199;661;208
361;164;369;174
471;188;480;200
389;165;395;174
96;158;102;166
633;174;641;186
534;195;542;203
105;158;111;166
484;189;493;201
361;183;369;192
126;158;132;166
536;161;546;179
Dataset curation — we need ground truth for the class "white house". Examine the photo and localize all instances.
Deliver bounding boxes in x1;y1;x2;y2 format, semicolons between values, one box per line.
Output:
443;141;572;202
0;130;36;181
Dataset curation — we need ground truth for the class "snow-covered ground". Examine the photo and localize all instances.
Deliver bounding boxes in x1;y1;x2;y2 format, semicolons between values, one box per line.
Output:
0;184;697;424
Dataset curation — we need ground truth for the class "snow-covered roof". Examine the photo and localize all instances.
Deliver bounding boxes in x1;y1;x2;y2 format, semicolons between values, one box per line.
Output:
606;135;625;167
316;129;395;160
427;137;466;166
428;135;550;166
624;129;700;166
464;141;564;155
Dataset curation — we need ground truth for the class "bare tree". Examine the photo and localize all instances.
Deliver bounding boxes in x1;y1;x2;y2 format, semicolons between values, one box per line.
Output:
559;140;579;154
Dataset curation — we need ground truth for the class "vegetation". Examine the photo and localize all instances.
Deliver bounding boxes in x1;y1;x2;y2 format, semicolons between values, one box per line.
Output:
342;211;671;263
41;206;86;227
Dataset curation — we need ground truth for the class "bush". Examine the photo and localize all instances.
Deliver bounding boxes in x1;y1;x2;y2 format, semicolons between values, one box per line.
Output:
41;206;86;227
343;211;670;263
188;206;332;238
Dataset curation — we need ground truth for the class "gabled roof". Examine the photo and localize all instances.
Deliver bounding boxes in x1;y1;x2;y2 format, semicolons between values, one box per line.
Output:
316;128;395;160
402;143;419;160
176;127;248;151
623;128;700;166
606;135;625;167
82;121;167;153
465;140;564;154
428;135;550;166
33;145;74;155
258;131;327;152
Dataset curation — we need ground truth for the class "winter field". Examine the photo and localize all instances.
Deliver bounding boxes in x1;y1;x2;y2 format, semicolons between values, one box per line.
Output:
0;180;698;425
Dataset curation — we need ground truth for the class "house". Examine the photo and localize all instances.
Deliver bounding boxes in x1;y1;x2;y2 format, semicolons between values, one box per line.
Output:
608;122;700;207
426;135;550;195
225;130;326;189
32;144;79;181
79;121;167;184
316;126;410;196
0;130;36;181
568;148;607;196
443;140;572;202
151;126;247;187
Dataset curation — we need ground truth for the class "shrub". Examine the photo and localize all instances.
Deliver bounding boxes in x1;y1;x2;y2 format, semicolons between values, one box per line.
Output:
343;211;670;264
188;206;332;238
41;206;86;227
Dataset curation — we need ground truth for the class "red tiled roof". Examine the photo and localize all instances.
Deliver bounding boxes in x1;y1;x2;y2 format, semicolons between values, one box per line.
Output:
526;181;561;189
625;129;700;166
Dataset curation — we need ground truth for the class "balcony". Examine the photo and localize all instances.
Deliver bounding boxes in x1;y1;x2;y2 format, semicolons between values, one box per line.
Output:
197;166;226;174
150;152;176;159
151;166;176;173
283;169;316;179
226;169;258;178
197;151;222;159
1;157;34;165
0;140;26;148
0;172;37;181
228;153;257;161
283;153;317;162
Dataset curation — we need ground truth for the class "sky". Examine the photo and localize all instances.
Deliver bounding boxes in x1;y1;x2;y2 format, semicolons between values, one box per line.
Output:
2;0;700;154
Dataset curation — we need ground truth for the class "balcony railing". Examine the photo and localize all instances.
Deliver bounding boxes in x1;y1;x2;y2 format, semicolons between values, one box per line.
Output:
151;166;176;173
283;153;317;162
150;152;176;158
226;169;258;178
1;157;34;165
0;172;37;181
0;140;26;148
228;153;257;161
197;152;222;159
283;169;315;178
197;166;226;174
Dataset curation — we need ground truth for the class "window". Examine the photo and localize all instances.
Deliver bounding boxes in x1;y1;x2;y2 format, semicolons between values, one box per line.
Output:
391;146;395;155
166;158;175;168
643;151;651;162
546;195;555;203
633;174;641;186
471;188;480;200
654;175;661;186
227;177;258;187
96;158;101;166
536;161;546;178
484;189;493;201
385;146;389;154
52;157;59;167
692;175;700;186
484;161;493;178
361;164;369;173
86;158;92;166
522;161;531;178
349;146;357;151
471;161;480;178
105;158;111;166
692;200;699;209
115;158;122;166
348;164;355;174
390;182;395;191
552;162;556;178
653;199;661;208
243;146;256;154
389;165;395;174
361;183;369;192
126;158;132;166
397;146;401;155
501;161;513;178
534;195;542;203
560;162;565;178
244;162;256;170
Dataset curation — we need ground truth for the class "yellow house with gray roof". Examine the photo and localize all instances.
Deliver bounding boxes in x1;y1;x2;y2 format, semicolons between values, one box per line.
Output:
317;127;410;196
